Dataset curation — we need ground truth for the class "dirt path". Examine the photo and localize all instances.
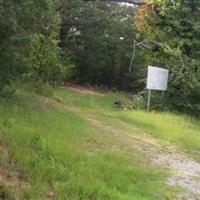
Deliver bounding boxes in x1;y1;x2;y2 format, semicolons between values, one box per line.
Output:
64;82;103;96
86;116;200;199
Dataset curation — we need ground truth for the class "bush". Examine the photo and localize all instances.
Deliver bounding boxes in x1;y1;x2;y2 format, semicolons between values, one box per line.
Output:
34;82;54;98
147;84;200;117
187;84;200;117
132;92;146;110
0;85;15;99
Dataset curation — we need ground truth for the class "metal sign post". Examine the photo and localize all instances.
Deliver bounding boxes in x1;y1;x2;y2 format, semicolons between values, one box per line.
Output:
146;66;169;112
147;89;151;112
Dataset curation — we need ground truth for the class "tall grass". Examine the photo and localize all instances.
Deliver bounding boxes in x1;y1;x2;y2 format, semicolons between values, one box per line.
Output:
55;88;200;160
117;111;200;159
0;88;175;199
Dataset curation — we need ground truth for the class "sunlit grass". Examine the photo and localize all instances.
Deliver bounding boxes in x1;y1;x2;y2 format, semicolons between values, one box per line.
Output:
56;88;200;160
0;86;198;199
117;111;200;159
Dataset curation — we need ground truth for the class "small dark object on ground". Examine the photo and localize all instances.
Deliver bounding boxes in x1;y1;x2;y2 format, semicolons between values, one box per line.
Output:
113;101;122;108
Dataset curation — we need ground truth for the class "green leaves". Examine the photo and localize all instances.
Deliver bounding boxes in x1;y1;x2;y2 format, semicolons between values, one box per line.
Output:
137;0;200;115
0;0;72;94
60;1;136;88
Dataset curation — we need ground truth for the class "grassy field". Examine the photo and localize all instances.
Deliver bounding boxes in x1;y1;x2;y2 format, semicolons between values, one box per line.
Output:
0;84;199;199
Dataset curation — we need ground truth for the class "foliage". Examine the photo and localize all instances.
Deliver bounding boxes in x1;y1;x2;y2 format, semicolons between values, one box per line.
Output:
33;82;54;97
0;0;71;95
134;0;200;116
60;1;139;89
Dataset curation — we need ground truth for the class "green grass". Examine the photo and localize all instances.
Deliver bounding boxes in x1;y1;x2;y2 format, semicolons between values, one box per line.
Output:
117;111;200;159
0;85;199;199
57;90;200;157
55;88;200;160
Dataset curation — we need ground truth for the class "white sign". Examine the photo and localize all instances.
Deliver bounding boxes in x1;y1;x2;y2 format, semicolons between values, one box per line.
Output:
147;66;169;91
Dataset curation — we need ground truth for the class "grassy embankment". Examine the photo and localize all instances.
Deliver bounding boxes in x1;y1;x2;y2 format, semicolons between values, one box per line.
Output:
0;84;199;199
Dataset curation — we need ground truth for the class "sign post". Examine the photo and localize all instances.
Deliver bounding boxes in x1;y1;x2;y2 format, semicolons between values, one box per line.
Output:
147;89;151;112
146;66;169;112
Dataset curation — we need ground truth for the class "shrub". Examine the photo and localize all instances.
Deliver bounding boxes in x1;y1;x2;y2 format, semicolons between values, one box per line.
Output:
0;85;15;99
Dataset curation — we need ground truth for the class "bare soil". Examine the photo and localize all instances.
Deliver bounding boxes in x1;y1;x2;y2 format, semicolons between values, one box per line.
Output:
64;82;103;96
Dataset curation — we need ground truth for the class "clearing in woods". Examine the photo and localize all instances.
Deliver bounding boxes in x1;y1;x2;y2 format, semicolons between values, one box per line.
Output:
0;84;200;199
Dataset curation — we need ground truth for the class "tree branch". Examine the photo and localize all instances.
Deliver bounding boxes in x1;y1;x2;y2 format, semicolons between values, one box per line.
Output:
136;41;161;51
129;40;136;73
85;0;147;6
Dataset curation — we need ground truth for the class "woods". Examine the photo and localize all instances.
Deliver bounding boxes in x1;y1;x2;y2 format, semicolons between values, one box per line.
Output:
0;0;199;115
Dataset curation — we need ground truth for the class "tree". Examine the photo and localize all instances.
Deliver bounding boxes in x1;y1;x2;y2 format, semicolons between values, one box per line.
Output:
0;1;18;91
60;1;137;89
0;0;70;94
134;0;200;115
